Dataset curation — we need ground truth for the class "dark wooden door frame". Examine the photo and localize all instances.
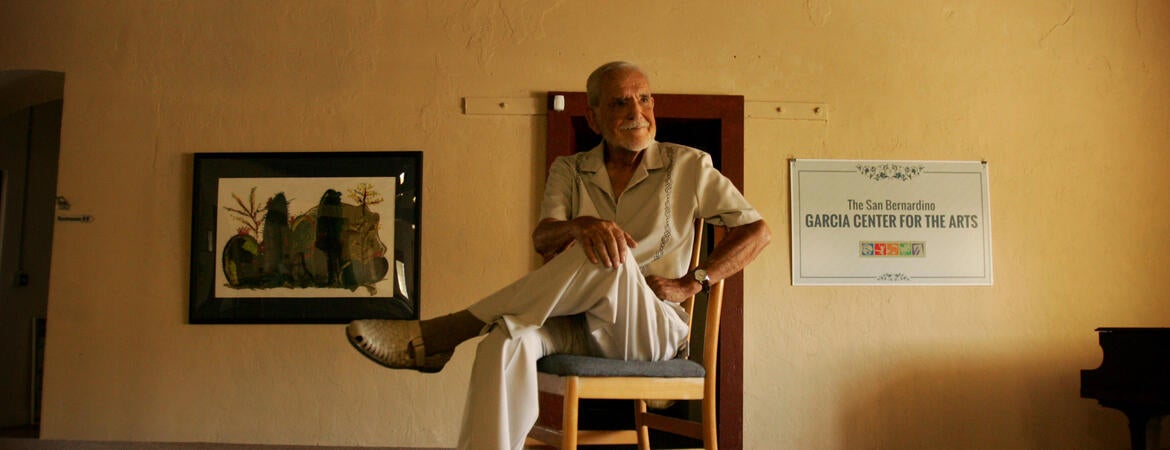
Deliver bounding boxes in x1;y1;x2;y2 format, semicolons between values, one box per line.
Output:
545;91;745;449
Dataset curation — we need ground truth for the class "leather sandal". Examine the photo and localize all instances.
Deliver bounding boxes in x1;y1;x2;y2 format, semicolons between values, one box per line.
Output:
346;320;451;373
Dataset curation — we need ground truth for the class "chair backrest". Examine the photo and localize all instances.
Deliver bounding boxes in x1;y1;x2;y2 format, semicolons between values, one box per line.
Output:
681;219;725;378
686;218;724;431
680;219;705;330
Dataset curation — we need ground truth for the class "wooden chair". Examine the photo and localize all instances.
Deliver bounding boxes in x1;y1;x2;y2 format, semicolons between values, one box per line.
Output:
526;219;724;450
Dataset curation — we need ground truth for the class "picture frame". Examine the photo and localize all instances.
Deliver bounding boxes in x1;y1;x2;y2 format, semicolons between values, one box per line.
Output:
189;151;422;324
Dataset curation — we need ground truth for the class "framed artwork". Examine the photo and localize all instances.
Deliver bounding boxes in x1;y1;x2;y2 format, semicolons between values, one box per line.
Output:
189;151;422;323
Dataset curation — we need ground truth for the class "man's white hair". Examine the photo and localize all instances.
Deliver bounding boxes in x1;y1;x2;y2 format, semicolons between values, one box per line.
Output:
586;61;648;108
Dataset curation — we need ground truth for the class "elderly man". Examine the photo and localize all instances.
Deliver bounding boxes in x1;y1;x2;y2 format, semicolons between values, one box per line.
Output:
347;61;770;450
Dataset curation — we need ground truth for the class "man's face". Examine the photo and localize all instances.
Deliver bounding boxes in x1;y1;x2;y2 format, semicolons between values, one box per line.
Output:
586;68;656;153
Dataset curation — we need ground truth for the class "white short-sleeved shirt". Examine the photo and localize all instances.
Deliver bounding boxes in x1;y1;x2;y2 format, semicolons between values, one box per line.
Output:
540;141;763;279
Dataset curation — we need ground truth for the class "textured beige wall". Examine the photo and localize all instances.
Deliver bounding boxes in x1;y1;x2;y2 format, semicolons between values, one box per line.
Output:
1;1;1168;448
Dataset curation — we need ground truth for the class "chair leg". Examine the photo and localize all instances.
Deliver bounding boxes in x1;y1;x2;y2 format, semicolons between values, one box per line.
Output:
702;396;718;450
635;399;650;450
562;378;579;450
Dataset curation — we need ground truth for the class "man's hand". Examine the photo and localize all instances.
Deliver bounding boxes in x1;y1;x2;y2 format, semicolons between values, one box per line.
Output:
648;220;772;303
646;275;700;303
569;217;637;268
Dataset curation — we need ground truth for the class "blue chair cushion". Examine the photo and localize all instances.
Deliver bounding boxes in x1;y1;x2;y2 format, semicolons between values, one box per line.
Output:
537;354;705;378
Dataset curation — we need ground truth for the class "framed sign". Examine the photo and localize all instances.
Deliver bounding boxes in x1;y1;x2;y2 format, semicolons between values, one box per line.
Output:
790;159;992;286
189;151;422;323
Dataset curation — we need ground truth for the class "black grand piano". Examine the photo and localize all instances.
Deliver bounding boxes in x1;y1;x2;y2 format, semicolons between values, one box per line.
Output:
1081;328;1170;450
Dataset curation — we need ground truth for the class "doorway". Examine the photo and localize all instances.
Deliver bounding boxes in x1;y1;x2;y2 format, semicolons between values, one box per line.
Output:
545;91;746;449
0;70;64;438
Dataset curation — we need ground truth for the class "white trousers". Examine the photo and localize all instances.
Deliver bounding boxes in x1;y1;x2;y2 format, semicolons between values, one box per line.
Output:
458;246;689;450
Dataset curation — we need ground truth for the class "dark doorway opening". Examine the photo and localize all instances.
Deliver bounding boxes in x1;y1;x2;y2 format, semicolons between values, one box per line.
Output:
0;70;65;439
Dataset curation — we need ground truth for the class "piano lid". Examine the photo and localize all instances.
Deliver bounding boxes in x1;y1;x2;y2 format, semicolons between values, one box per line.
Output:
1096;327;1170;333
1081;327;1170;404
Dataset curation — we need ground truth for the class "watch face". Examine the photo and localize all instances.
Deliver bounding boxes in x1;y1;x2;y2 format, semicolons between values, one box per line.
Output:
694;269;708;282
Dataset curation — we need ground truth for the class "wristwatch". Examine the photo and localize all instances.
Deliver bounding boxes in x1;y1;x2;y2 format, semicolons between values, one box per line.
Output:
691;268;710;294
